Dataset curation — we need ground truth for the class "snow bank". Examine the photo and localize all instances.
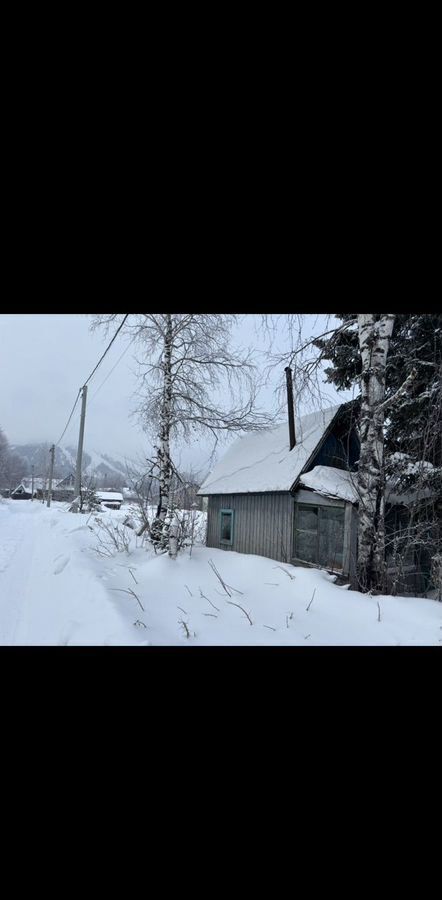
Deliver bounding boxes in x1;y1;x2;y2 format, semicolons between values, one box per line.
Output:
1;500;441;645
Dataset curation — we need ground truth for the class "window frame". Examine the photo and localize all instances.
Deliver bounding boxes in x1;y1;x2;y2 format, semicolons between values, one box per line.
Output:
219;508;234;546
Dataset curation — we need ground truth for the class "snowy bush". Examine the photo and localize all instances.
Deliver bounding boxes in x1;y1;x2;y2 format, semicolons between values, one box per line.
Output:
166;505;207;556
92;517;133;557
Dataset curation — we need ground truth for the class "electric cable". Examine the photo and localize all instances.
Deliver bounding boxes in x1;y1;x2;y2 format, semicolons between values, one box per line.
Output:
55;388;82;447
89;334;137;404
83;314;129;388
53;314;130;453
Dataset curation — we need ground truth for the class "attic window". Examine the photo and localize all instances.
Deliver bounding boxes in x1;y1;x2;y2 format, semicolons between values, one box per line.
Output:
220;509;234;545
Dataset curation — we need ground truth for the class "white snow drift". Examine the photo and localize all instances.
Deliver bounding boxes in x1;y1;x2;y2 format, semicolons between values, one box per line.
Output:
0;499;441;645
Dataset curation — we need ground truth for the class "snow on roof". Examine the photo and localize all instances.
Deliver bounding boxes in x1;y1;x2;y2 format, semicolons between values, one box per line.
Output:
20;477;62;491
198;405;342;495
300;466;359;503
96;491;123;501
301;464;438;506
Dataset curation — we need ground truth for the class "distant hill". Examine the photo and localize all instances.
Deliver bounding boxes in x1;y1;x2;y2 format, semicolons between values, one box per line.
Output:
10;443;136;485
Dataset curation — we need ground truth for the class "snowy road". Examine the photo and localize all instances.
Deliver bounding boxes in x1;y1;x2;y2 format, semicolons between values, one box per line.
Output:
0;500;141;645
0;501;39;642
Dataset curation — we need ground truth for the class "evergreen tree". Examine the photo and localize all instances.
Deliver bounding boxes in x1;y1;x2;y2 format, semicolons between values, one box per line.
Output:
314;314;442;474
314;313;442;593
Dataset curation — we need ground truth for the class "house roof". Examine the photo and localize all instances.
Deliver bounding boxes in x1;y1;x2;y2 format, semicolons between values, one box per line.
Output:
96;491;123;502
300;465;359;503
19;477;61;492
198;404;343;495
299;463;438;506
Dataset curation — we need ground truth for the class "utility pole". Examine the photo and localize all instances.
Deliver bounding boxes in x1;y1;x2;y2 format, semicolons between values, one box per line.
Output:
31;465;34;502
74;385;88;507
47;445;55;507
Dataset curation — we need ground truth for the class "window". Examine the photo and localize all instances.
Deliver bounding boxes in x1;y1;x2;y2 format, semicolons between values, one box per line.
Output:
294;503;345;570
220;509;234;545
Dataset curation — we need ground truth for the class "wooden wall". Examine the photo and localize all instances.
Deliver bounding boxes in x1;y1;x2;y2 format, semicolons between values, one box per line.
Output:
206;488;357;577
206;492;294;564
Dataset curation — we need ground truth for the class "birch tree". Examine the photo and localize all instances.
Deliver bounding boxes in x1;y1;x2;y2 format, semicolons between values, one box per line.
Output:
356;314;395;592
263;314;402;592
91;314;271;557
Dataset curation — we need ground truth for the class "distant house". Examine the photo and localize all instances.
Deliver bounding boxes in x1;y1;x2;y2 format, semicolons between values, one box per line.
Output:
11;472;77;502
10;476;53;499
10;482;36;500
96;491;123;510
198;401;439;594
52;473;76;501
57;473;76;489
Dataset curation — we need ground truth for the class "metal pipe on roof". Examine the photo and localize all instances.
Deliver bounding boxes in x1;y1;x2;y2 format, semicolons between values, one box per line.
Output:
285;367;296;450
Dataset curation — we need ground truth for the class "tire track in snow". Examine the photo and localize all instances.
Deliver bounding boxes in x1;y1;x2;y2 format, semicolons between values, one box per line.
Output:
0;509;37;643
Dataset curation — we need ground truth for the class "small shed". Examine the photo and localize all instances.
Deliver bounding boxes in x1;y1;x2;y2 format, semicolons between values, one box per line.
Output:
96;491;123;510
198;399;440;593
198;403;360;582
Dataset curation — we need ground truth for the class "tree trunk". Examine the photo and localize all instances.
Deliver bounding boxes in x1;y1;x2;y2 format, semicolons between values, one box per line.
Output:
356;314;395;592
150;314;174;551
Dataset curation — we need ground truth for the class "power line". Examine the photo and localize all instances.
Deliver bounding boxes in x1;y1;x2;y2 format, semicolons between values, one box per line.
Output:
55;388;82;447
83;314;129;388
54;314;130;452
89;335;137;404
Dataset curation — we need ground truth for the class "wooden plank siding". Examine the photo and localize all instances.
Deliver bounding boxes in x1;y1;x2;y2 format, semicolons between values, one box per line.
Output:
206;493;294;564
207;488;357;577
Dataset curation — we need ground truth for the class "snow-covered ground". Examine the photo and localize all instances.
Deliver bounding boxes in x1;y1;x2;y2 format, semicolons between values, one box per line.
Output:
0;499;441;645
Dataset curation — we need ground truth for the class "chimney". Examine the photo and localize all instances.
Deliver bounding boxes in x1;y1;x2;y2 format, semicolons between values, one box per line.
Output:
285;367;296;450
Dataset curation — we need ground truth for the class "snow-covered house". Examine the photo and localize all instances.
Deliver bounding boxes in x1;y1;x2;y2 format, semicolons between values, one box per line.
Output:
198;403;361;583
51;473;76;501
11;476;56;499
11;482;37;500
198;401;440;593
57;473;76;489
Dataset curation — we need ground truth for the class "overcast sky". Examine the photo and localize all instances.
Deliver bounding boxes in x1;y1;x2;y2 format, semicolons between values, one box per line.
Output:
0;314;352;476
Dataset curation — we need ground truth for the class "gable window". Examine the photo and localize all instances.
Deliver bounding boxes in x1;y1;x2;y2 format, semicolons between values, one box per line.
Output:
220;509;234;545
294;503;345;570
